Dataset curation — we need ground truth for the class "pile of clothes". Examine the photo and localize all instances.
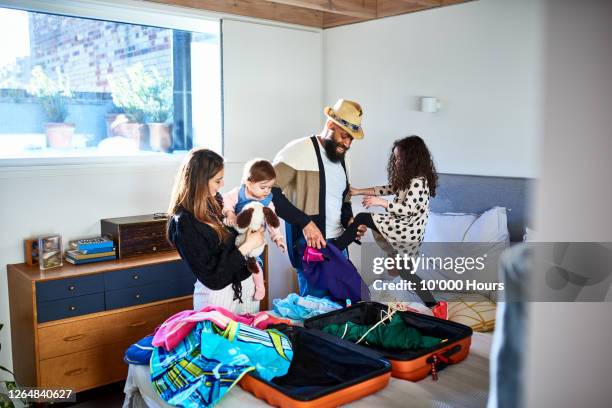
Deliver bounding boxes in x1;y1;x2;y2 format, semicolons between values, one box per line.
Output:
272;293;342;321
125;306;294;407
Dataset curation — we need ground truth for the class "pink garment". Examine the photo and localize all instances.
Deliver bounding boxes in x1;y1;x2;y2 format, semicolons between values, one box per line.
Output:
222;187;283;242
152;305;292;351
303;247;325;263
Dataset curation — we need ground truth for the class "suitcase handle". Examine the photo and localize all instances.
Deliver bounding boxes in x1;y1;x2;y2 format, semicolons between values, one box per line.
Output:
426;344;462;380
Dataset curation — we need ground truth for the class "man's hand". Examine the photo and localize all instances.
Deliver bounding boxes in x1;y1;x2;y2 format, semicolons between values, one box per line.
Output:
274;237;287;253
348;217;368;241
362;196;389;209
355;224;367;240
303;221;326;249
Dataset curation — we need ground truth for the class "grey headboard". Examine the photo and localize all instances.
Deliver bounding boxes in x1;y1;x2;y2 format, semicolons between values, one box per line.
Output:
429;173;533;242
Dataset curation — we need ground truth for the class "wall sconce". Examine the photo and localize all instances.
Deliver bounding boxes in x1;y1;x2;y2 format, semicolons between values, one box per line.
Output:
420;97;441;113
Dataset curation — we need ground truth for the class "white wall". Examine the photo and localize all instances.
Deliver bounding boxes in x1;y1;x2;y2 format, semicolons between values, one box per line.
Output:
0;18;322;375
222;19;322;162
221;18;323;304
323;0;543;189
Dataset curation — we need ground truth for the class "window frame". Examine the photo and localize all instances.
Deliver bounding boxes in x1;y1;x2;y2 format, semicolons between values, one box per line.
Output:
0;0;222;168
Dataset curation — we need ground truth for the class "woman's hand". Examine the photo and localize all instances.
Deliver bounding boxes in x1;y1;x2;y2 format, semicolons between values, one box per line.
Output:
362;196;389;209
225;211;237;227
239;227;265;255
350;186;376;197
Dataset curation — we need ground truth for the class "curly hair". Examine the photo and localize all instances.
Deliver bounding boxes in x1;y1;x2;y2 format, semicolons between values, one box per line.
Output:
387;135;438;197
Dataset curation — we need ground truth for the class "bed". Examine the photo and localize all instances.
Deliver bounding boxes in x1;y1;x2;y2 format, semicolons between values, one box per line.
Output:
122;173;530;407
123;331;492;408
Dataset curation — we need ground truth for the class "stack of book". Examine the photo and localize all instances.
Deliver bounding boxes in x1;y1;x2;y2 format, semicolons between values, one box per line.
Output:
65;236;117;265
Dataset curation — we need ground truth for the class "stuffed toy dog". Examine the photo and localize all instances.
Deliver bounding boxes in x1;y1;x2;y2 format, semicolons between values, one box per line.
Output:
234;202;280;274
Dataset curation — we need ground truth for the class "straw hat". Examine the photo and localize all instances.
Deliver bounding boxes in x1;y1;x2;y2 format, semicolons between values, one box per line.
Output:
323;99;364;140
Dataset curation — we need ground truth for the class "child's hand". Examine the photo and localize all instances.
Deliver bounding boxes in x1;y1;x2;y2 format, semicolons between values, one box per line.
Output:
274;237;287;253
363;196;389;209
225;211;237;227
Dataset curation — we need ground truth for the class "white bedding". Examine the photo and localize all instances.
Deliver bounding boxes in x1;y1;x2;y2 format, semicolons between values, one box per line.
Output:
123;332;492;408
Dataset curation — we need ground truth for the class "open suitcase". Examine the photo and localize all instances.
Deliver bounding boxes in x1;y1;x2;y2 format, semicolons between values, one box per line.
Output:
239;325;392;408
304;301;473;381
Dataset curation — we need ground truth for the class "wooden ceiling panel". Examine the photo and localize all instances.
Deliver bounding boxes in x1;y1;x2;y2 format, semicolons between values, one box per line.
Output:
147;0;323;27
146;0;475;28
322;12;366;28
265;0;377;19
377;0;429;18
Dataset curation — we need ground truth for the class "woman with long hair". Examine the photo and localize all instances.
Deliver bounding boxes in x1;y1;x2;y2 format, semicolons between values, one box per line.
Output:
166;148;265;312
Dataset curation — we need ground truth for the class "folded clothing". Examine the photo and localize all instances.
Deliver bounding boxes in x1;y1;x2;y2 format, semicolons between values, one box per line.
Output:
322;314;441;351
151;320;293;408
272;293;342;321
152;305;292;351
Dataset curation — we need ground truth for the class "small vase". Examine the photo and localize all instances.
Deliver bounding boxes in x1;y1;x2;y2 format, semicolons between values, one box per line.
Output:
148;123;173;152
45;123;75;148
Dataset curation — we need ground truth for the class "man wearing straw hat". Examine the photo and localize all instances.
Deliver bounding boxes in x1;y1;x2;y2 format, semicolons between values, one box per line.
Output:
272;99;367;297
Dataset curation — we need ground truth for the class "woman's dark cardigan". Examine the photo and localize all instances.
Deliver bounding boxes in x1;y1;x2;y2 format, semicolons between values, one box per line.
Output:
167;207;250;301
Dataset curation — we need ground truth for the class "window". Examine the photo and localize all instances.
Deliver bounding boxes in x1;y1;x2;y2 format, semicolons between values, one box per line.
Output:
0;4;222;161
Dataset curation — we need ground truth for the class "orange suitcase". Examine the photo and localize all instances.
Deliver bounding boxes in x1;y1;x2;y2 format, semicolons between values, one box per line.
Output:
239;325;391;408
304;301;473;381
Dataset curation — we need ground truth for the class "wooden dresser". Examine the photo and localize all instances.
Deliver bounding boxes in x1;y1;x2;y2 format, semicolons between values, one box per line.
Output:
7;252;195;392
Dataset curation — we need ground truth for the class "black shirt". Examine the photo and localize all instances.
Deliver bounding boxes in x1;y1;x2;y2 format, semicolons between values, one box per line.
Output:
167;208;250;301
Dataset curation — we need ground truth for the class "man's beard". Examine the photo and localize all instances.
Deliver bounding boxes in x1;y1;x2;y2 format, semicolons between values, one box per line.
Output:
323;137;348;163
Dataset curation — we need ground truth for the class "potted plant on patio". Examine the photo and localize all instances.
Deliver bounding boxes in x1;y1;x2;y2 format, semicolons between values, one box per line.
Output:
27;66;74;149
108;64;147;145
142;68;173;153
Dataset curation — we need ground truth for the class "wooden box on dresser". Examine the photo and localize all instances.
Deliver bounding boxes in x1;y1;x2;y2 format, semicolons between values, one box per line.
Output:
7;251;195;392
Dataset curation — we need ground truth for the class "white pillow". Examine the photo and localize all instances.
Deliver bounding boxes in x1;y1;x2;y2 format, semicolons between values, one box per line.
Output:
463;206;509;243
423;212;478;242
420;207;509;301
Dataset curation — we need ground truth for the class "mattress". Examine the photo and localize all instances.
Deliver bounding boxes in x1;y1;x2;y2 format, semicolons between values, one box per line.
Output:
123;332;492;408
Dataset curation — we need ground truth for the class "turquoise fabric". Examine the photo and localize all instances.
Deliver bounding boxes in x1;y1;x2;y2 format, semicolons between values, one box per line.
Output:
272;293;342;320
150;321;292;408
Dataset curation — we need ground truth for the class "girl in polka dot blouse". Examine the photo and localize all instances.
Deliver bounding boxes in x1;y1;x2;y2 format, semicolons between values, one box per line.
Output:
333;135;438;256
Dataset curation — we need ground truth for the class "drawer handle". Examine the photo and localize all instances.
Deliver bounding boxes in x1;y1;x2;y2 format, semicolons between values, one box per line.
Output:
129;320;147;328
68;305;77;311
132;274;140;280
63;334;86;342
68;285;76;291
135;293;141;299
65;367;88;377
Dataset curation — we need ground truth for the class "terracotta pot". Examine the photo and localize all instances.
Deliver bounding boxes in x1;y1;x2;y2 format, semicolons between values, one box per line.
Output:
148;123;172;152
45;123;75;148
105;113;120;138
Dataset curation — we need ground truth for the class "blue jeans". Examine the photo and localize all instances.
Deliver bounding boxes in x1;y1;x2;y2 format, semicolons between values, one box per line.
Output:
294;237;348;298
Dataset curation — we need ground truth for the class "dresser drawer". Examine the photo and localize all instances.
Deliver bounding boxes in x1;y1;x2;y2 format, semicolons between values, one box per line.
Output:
38;303;169;360
37;293;105;323
104;261;189;290
39;340;132;392
36;274;105;303
167;296;194;315
105;281;173;310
